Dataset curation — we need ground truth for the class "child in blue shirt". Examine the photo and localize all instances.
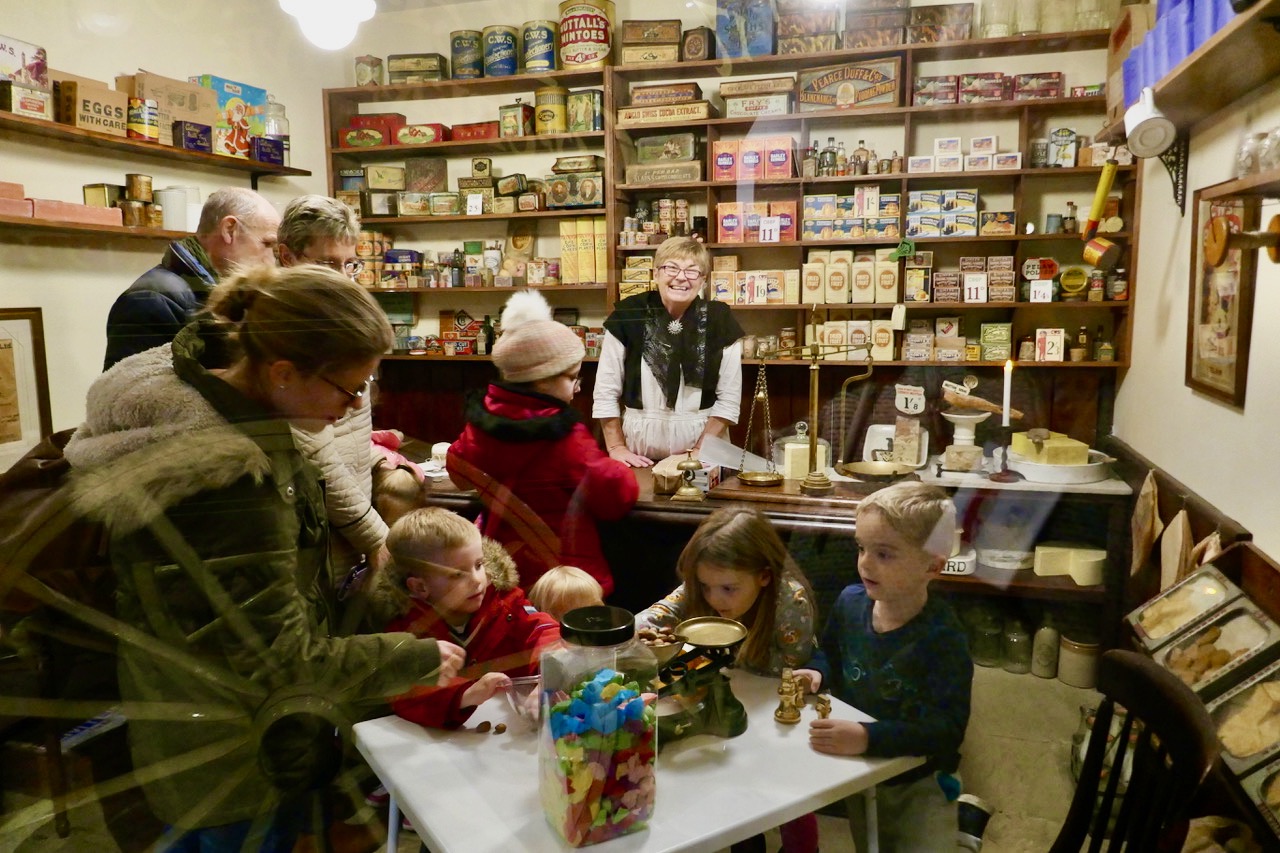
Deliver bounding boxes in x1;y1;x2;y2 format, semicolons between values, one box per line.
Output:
795;482;976;852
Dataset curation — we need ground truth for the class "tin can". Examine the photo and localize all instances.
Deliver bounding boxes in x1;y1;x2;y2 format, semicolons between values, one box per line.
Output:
558;0;615;69
535;85;568;135
483;25;519;77
545;258;561;284
124;173;153;203
147;203;165;229
779;327;797;356
354;55;384;86
451;30;483;79
523;20;560;72
356;232;377;258
126;98;159;142
118;200;147;227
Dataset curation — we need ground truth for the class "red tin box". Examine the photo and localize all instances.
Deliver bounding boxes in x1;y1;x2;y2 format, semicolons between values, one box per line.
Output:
452;120;500;141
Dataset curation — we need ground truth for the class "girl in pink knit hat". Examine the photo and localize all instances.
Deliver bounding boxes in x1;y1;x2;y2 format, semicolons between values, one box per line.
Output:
447;290;638;597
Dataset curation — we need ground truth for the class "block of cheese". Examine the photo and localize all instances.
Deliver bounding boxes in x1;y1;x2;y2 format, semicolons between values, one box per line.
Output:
1034;542;1106;586
1011;430;1089;465
784;441;828;480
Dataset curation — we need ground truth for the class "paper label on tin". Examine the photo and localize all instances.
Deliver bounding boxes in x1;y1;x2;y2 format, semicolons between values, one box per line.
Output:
560;2;613;66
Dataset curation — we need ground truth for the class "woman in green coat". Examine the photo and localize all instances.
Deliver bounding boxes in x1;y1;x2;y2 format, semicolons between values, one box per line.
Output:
65;265;464;851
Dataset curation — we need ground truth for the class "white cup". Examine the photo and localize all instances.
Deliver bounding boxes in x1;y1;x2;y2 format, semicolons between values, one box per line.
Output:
153;188;187;232
431;442;450;467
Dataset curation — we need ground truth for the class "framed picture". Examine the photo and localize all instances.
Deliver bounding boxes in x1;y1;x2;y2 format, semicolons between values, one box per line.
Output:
1185;187;1258;407
0;307;52;469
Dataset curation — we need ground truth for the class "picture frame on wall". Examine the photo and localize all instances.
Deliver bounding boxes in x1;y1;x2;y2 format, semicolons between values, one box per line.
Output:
1185;189;1258;407
0;307;52;469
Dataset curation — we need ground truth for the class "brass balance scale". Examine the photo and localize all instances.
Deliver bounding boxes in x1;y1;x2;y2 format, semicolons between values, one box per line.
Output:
736;320;914;494
652;617;751;748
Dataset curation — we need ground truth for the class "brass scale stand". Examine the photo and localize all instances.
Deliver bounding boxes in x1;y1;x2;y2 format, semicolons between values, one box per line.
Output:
737;327;874;497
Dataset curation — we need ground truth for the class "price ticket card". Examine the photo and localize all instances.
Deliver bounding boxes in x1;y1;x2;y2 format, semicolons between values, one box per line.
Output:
896;384;926;415
758;216;781;243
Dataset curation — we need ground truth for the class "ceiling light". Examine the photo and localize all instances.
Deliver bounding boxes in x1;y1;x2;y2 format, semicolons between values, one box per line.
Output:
281;0;377;51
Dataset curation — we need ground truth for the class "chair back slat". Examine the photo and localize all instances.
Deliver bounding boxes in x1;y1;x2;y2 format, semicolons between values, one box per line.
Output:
1050;650;1220;853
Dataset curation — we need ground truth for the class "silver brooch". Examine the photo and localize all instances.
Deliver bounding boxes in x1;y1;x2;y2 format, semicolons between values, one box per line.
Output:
667;319;683;335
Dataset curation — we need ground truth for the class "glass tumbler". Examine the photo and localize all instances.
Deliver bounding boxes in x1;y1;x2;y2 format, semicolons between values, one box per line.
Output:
1236;132;1270;178
981;0;1015;37
1002;620;1033;674
1040;0;1076;32
1014;0;1041;34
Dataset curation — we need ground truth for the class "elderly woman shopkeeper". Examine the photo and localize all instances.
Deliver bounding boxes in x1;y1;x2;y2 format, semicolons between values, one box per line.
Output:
593;237;744;468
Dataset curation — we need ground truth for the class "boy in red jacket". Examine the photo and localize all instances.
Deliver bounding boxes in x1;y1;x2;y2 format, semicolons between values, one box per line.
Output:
448;290;638;597
385;507;559;729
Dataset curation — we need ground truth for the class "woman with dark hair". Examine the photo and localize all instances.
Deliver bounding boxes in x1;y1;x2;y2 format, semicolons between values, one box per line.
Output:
65;264;464;851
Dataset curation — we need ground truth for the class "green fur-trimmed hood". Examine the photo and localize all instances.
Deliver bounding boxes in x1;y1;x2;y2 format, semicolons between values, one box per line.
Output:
64;344;271;535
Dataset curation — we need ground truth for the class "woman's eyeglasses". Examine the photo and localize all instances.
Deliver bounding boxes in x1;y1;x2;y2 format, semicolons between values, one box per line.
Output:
658;264;705;282
320;375;376;403
298;254;365;276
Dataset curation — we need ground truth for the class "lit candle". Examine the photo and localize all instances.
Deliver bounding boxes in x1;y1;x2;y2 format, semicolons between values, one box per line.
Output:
1002;359;1013;427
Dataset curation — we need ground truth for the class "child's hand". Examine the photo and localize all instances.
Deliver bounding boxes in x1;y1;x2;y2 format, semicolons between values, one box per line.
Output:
808;718;869;756
434;641;466;684
793;668;823;694
462;672;512;708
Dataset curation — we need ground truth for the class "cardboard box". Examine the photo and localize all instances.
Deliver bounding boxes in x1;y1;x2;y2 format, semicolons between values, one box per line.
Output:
739;137;766;180
724;93;793;117
765;136;794;178
913;75;958;106
629;82;702;106
712;139;739;181
113;72;217;148
190;74;267;158
770;200;797;241
718;202;743;242
797;58;901;111
824;261;850;304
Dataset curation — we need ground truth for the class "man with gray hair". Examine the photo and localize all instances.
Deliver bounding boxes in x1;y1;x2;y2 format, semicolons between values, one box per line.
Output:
103;186;281;369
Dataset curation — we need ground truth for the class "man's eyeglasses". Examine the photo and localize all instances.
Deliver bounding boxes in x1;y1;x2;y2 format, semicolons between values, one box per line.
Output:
320;375;376;403
658;264;705;282
299;254;365;276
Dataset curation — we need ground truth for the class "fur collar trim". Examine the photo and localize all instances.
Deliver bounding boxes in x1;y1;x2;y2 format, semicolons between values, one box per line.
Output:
464;384;580;443
64;345;269;534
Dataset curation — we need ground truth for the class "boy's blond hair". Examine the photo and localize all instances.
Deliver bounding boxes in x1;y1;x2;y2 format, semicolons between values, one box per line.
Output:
856;482;956;559
527;565;604;621
373;465;429;527
385;507;479;587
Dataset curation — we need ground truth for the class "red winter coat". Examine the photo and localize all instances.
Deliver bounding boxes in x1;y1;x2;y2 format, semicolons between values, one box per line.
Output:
388;584;559;729
448;383;639;597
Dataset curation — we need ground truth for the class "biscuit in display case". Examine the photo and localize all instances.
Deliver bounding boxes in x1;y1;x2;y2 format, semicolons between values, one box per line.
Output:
1207;659;1280;777
1153;603;1280;702
1240;756;1280;839
1126;565;1244;652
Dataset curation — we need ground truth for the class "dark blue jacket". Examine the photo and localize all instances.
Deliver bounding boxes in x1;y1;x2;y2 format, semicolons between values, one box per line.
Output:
103;237;216;370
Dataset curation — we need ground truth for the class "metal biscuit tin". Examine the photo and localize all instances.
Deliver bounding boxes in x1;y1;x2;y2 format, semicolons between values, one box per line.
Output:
126;97;159;141
559;0;616;69
522;20;559;72
451;30;483;79
535;85;568;134
483;25;519;77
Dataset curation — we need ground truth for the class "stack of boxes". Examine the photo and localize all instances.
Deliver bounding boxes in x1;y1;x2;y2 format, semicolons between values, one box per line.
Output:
905;188;978;237
802;189;899;241
627;128;703;186
776;6;840;54
708;255;797;305
844;0;909;48
619;19;683;65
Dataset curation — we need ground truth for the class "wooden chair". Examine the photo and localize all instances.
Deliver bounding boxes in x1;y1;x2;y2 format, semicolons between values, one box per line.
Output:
1050;649;1220;853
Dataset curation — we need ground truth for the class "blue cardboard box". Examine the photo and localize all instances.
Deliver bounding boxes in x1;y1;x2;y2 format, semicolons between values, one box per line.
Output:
191;74;268;159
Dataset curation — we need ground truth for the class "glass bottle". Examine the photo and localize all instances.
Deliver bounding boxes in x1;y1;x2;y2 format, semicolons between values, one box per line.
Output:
1092;324;1106;360
1063;200;1078;234
1236;131;1270;178
890;150;904;173
866;147;880;174
853;139;870;170
478;315;495;355
1076;325;1090;352
819;137;838;176
539;606;657;846
1032;616;1060;678
263;94;291;167
836;141;849;176
1002;619;1032;674
801;142;819;179
451;248;464;287
971;612;1003;667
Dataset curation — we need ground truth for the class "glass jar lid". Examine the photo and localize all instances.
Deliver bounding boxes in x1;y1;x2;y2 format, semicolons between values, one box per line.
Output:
561;605;636;646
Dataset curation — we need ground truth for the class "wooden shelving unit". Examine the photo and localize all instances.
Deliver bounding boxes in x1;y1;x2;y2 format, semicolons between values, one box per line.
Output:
0;213;185;241
0;112;311;187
